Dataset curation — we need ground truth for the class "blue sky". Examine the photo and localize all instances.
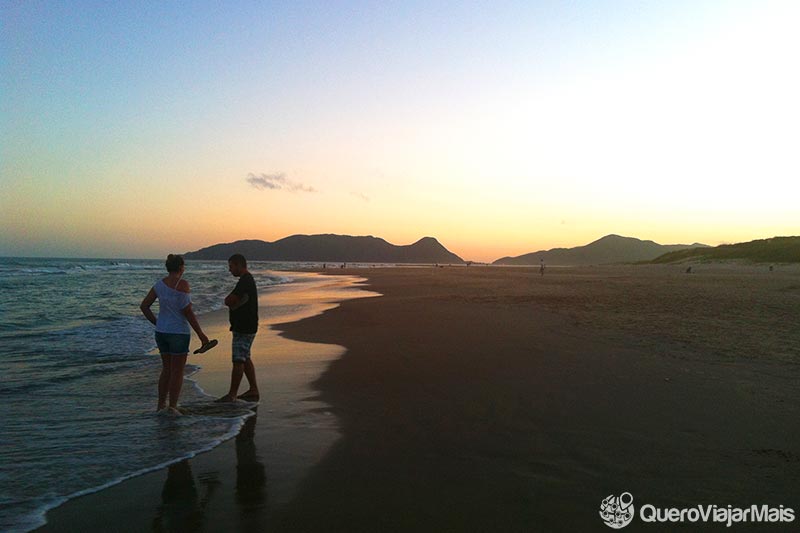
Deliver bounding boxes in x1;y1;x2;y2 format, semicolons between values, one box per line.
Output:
2;1;798;260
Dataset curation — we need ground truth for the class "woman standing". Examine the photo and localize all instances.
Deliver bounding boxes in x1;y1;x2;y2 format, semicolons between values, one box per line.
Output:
140;254;210;414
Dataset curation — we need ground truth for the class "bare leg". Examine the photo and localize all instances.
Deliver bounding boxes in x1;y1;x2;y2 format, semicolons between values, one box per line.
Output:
168;354;188;408
240;359;259;397
158;354;171;411
226;362;245;399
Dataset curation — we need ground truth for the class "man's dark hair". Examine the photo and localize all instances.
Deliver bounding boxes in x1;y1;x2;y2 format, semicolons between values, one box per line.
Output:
228;254;247;268
165;254;184;273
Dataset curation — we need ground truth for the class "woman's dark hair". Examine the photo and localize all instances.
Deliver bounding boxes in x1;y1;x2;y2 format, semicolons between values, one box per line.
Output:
165;254;185;273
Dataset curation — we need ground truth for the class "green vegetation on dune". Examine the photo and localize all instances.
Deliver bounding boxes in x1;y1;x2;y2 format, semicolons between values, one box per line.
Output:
651;236;800;264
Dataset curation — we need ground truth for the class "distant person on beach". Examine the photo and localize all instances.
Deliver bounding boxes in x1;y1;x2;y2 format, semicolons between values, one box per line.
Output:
540;258;545;276
140;254;210;414
216;254;260;402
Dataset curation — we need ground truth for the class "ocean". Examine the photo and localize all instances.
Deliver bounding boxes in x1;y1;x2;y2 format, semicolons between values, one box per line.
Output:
0;257;312;532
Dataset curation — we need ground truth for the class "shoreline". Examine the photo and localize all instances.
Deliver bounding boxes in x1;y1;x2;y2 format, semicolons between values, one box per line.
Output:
272;265;800;530
37;271;377;532
36;264;800;531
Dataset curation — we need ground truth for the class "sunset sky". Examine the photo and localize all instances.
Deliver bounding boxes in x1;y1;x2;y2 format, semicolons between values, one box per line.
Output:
2;1;798;262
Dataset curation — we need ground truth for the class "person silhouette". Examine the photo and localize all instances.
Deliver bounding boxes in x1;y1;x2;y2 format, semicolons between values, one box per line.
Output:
140;254;211;413
216;254;260;402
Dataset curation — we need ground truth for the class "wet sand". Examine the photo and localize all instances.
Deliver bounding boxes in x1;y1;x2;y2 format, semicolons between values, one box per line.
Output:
38;272;377;532
39;265;799;531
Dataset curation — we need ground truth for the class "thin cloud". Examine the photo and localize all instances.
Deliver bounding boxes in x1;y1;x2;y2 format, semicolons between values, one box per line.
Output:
246;173;316;193
247;173;282;190
350;192;370;202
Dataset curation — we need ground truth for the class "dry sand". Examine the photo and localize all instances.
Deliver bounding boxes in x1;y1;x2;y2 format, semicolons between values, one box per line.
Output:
39;265;799;531
273;264;799;531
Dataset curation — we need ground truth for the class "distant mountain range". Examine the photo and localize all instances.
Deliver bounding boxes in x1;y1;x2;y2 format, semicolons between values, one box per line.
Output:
184;233;798;266
493;235;708;266
650;236;800;264
184;234;464;264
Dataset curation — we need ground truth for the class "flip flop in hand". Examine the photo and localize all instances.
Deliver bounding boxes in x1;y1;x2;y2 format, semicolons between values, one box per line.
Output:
194;339;218;354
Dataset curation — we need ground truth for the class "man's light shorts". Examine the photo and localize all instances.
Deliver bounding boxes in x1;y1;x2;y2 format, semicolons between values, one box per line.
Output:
232;332;256;363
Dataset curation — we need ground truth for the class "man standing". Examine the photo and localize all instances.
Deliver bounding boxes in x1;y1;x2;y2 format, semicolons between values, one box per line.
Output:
216;254;260;402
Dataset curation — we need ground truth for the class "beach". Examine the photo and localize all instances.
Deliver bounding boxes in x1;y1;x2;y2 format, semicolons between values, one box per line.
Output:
38;265;799;531
34;270;377;532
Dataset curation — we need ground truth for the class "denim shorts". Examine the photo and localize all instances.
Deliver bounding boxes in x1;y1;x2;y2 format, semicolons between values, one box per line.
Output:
231;332;256;363
155;332;191;355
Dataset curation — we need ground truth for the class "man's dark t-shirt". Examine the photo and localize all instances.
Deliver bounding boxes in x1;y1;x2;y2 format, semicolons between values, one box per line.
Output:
229;272;258;334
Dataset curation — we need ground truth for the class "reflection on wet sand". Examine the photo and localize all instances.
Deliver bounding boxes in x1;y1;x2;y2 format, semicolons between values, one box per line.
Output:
152;414;266;532
235;414;267;512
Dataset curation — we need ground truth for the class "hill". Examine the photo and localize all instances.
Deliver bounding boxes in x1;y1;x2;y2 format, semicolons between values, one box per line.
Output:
493;235;707;266
184;234;464;264
650;236;800;264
